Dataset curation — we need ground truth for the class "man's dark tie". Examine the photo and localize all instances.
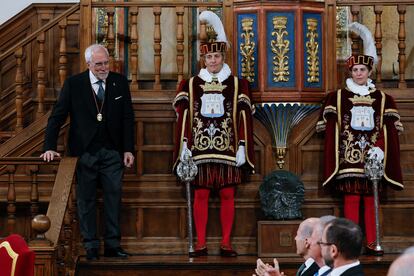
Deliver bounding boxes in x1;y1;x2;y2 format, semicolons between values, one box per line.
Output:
96;80;105;101
315;268;332;276
297;263;306;276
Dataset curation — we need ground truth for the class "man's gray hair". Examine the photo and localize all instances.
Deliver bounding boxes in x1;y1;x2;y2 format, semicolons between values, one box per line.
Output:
320;215;336;227
387;246;414;276
84;44;109;63
403;246;414;255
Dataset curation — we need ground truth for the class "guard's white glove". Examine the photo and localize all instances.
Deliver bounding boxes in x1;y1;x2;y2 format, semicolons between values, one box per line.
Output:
367;146;384;162
180;140;192;162
236;145;246;167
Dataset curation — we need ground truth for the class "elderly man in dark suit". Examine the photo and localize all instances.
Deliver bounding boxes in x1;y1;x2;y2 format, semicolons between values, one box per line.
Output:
41;44;135;260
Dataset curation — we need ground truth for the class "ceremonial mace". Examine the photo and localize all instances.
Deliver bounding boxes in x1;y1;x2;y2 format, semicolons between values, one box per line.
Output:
364;149;384;254
176;149;198;256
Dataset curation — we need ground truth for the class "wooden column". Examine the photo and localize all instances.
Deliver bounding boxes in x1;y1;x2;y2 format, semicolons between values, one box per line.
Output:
59;18;68;88
130;7;139;91
325;0;337;91
153;6;162;90
223;0;234;69
198;7;207;70
29;165;40;220
80;0;92;70
176;6;185;88
106;8;116;69
6;165;16;234
374;5;383;87
14;47;24;132
397;4;407;88
37;32;46;118
350;5;361;56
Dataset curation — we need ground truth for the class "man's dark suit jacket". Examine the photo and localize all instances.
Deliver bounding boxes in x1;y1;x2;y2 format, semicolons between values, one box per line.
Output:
44;70;134;156
339;263;365;276
299;261;320;276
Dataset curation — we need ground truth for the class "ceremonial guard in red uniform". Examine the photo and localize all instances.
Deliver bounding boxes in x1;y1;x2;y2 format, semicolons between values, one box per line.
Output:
316;22;403;255
173;11;255;257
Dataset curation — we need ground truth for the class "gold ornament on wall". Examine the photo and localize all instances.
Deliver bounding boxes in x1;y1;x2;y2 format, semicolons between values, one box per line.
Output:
240;18;256;83
271;16;290;82
306;18;320;83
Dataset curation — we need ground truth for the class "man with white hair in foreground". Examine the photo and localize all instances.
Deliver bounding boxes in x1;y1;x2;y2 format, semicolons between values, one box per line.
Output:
387;246;414;276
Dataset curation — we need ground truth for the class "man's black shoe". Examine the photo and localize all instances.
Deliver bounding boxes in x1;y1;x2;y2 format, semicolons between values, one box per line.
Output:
104;247;130;258
86;248;99;260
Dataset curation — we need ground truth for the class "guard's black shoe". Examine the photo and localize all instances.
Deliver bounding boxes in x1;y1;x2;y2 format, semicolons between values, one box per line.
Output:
366;243;384;256
104;247;130;258
189;246;208;257
220;245;237;257
86;248;99;260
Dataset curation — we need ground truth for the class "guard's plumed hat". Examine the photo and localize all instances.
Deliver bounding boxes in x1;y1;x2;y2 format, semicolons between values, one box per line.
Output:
346;22;378;70
199;11;228;55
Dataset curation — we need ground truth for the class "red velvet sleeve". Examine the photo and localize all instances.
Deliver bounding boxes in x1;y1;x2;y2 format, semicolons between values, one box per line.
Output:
237;78;255;172
173;79;190;172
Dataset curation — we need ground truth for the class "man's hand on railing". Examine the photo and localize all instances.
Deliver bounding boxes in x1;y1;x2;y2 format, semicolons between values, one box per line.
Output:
40;150;60;162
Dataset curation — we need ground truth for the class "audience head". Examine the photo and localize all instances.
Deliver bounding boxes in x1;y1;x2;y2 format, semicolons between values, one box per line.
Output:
320;218;362;267
295;217;319;258
387;246;414;276
85;44;110;80
308;215;336;262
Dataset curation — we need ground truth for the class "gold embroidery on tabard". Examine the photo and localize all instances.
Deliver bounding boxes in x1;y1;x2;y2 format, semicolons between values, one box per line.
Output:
192;111;234;152
341;124;378;165
200;81;227;92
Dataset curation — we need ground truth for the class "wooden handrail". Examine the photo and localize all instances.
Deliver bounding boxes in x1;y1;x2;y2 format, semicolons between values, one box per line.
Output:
0;157;60;165
0;3;79;61
0;157;78;276
337;0;414;5
90;2;222;8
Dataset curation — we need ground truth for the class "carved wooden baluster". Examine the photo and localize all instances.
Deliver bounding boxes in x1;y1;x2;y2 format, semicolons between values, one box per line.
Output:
63;189;74;274
7;165;16;234
350;5;361;56
59;18;68;88
130;7;139;91
106;8;116;69
29;165;40;220
37;32;46;118
176;6;185;88
70;186;79;257
398;4;407;88
15;47;24;132
153;6;162;90
374;5;383;87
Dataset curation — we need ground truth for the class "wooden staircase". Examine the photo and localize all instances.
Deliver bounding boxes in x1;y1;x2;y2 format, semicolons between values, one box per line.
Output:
1;1;414;276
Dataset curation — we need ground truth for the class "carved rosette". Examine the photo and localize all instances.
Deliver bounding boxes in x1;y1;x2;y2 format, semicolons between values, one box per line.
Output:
240;18;256;83
271;16;290;82
255;103;320;169
306;18;320;83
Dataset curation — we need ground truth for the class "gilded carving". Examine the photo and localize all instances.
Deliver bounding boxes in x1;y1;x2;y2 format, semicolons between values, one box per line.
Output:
271;16;290;82
240;18;256;83
306;18;320;83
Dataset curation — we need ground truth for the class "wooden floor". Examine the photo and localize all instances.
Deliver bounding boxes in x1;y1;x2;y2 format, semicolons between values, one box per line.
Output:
76;254;397;275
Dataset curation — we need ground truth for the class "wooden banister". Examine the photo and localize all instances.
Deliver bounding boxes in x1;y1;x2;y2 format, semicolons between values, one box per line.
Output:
0;157;78;276
0;4;79;62
45;157;77;246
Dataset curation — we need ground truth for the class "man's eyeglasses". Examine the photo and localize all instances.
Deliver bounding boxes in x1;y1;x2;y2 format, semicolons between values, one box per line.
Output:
92;61;109;68
317;241;334;246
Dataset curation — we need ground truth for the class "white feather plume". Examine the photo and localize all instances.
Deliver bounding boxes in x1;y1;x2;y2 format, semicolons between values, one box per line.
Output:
199;11;228;45
348;22;378;64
